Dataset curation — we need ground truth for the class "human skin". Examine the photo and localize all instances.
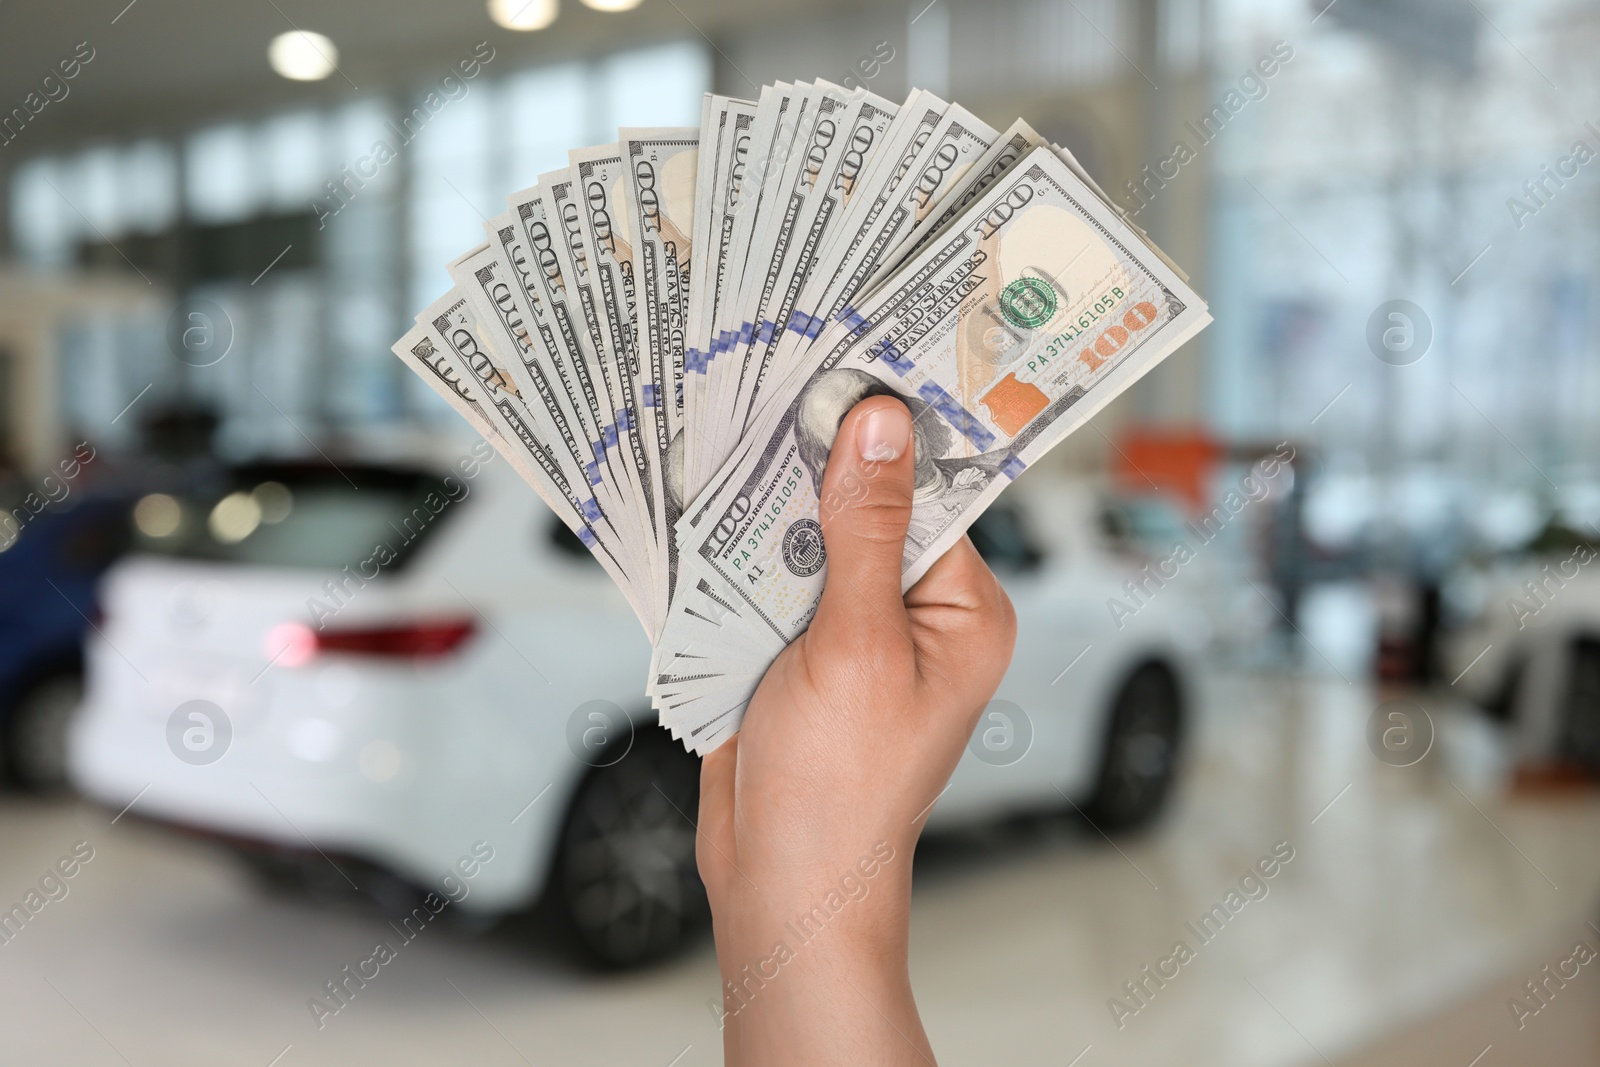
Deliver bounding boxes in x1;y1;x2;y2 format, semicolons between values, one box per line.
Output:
698;396;1018;1066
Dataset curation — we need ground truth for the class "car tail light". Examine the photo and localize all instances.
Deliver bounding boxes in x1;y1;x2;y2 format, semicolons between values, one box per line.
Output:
264;619;477;663
316;619;477;659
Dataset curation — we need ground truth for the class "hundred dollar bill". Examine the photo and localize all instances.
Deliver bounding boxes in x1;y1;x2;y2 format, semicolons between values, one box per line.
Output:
445;242;639;577
483;211;634;542
392;323;513;461
867;118;1048;288
723;88;899;441
721;100;995;463
620;127;698;607
393;306;647;626
565;146;667;618
650;99;1025;735
674;147;1211;649
506;184;647;542
392;317;553;518
534;168;662;623
663;94;964;626
1048;142;1191;285
648;559;787;746
700;83;813;486
809;89;946;277
806;103;998;326
714;82;834;417
416;292;597;551
684;95;759;497
389;77;1225;753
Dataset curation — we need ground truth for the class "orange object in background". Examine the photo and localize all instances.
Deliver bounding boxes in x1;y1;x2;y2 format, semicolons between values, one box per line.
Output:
1510;761;1600;796
1112;427;1225;513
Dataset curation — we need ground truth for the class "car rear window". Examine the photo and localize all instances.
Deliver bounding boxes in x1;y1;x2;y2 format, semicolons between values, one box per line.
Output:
131;462;462;573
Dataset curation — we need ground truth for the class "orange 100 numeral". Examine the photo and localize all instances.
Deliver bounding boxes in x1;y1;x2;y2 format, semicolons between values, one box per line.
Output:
1077;301;1159;372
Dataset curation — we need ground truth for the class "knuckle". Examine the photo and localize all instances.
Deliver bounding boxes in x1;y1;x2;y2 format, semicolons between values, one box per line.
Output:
846;502;910;547
827;490;911;547
693;836;721;880
972;569;1017;640
996;585;1018;643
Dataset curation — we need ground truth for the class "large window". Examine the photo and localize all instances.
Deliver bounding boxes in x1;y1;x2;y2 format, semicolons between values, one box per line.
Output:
407;42;708;313
7;40;710;456
1207;0;1600;547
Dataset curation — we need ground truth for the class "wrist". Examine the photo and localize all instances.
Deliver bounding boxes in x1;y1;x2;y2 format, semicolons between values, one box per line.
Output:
712;890;916;1059
707;837;911;960
710;869;929;1065
712;883;910;980
710;844;912;1016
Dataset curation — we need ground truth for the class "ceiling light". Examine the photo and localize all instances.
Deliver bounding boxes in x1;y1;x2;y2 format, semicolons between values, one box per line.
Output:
209;491;262;544
134;493;182;538
268;31;339;81
580;0;642;11
252;481;294;524
489;0;559;29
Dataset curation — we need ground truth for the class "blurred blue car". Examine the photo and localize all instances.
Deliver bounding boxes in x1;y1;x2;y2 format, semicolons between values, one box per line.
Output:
0;489;132;790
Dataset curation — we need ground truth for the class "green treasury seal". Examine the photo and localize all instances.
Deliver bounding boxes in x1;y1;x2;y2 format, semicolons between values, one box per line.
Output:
999;276;1056;329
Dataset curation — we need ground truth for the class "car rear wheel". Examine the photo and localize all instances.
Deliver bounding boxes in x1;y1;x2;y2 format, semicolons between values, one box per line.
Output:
553;727;708;968
1081;663;1182;832
3;672;83;793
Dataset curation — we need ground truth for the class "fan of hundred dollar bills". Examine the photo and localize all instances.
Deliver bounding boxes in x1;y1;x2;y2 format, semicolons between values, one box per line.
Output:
393;81;1210;754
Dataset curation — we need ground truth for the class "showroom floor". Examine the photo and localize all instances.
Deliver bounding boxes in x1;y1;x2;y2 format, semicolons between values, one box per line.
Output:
1;672;1596;1066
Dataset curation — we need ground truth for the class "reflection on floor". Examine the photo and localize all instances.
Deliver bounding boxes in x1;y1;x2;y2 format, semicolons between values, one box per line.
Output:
0;672;1594;1066
912;672;1600;1066
1334;928;1600;1067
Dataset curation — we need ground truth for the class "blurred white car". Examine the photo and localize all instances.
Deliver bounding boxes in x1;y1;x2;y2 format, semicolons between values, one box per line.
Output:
70;442;1205;966
1444;544;1600;767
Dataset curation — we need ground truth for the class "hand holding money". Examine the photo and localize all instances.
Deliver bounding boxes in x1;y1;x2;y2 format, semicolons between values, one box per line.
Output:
698;395;1015;1064
391;80;1211;753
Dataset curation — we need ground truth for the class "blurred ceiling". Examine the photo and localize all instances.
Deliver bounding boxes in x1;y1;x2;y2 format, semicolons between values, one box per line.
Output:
0;0;888;151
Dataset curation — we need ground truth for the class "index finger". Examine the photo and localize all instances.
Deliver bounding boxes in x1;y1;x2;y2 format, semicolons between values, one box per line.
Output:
904;535;1008;616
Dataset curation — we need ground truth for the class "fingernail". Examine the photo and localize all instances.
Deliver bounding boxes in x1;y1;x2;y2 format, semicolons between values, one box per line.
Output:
857;404;910;463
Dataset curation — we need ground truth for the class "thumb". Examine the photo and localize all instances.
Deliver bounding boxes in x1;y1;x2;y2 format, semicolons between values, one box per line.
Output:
813;396;915;631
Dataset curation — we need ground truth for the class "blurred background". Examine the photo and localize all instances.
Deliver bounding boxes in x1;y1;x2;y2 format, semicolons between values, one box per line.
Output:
1;0;1598;1063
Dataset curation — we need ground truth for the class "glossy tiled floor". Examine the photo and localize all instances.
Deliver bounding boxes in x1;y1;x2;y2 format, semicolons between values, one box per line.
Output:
0;671;1595;1065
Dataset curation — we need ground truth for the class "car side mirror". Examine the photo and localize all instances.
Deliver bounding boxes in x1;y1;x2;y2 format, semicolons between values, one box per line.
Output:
969;503;1045;573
